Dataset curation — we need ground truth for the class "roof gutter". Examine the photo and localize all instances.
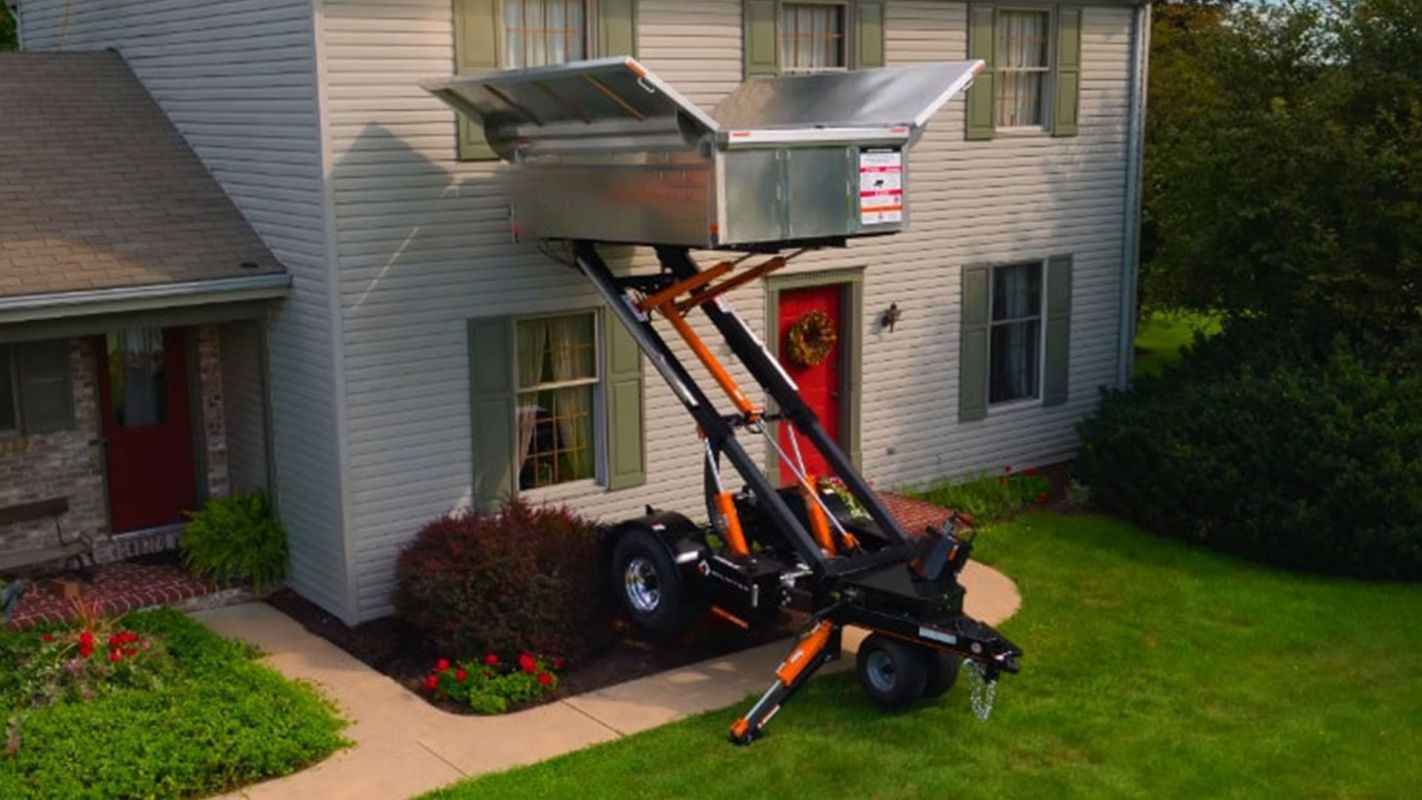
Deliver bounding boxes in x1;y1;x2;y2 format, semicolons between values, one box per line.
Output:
0;272;290;325
1117;2;1151;389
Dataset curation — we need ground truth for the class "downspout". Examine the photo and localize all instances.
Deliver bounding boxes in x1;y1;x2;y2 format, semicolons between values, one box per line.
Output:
1117;2;1151;389
6;1;23;49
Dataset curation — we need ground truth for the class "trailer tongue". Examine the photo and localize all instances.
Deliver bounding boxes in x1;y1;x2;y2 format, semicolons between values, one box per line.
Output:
425;57;1022;744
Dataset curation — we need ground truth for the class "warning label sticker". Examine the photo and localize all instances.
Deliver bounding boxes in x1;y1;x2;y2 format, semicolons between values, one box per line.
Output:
859;149;904;225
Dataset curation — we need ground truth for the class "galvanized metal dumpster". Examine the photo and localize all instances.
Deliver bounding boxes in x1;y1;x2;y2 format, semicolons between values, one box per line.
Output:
423;57;981;249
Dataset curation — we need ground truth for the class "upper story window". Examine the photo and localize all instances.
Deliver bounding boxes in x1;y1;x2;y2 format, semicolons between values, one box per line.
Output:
780;2;847;72
995;10;1051;129
516;312;600;489
989;261;1043;404
502;0;589;68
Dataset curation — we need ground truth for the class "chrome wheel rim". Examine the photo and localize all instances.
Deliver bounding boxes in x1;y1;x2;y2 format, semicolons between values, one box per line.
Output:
624;557;661;613
866;649;897;693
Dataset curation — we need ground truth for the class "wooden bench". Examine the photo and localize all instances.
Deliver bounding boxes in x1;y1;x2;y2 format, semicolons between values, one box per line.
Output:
0;497;91;574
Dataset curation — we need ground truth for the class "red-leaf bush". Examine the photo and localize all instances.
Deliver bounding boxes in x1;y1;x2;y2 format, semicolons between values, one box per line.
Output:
393;500;613;664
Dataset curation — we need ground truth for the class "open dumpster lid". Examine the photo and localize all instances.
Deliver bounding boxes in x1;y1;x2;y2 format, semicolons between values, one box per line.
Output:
423;57;983;157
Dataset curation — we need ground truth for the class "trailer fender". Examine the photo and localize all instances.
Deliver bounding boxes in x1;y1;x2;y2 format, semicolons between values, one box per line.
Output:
609;509;706;576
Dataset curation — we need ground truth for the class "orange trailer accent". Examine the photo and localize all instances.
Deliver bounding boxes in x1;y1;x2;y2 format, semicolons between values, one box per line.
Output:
798;477;837;555
657;301;759;418
675;256;788;313
635;262;732;312
775;619;834;686
714;491;751;556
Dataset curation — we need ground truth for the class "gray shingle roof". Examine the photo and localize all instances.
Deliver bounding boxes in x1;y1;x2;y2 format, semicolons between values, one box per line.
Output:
0;51;284;300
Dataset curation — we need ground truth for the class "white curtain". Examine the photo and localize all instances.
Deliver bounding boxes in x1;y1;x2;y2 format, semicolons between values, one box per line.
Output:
989;266;1041;403
505;0;585;68
547;316;593;480
781;4;842;71
516;321;547;479
996;11;1048;127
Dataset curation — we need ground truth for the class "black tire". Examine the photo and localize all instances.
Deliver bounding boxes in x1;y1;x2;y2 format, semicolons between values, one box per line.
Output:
610;528;695;637
856;633;928;708
921;648;961;699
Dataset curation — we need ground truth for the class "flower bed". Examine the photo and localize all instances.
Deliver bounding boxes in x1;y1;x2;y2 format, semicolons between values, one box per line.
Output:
0;606;347;799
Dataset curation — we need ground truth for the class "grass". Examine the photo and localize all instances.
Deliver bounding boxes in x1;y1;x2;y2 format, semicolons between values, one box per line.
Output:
0;607;348;799
1134;311;1221;378
427;512;1422;799
908;470;1053;521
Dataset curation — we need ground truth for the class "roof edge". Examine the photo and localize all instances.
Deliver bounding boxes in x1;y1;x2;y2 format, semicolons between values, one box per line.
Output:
0;273;291;326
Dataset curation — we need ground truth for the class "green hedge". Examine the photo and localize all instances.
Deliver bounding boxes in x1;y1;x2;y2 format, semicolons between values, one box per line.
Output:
0;608;347;799
1078;325;1422;580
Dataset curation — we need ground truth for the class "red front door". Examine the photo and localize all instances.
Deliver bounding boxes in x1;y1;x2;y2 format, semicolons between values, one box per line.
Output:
777;284;844;484
98;328;197;533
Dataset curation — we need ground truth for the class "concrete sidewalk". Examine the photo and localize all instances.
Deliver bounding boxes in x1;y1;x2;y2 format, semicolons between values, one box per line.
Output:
200;560;1019;800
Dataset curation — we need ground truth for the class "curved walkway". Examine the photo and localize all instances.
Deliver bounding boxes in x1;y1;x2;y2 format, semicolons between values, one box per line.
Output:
202;562;1019;800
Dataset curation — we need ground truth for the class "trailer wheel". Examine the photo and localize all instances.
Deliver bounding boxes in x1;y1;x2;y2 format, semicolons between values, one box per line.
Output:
611;528;695;637
921;649;961;699
856;633;928;708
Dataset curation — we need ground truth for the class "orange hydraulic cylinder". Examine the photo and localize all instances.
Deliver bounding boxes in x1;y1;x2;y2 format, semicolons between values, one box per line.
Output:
657;302;758;418
798;477;837;555
714;491;751;557
775;619;834;686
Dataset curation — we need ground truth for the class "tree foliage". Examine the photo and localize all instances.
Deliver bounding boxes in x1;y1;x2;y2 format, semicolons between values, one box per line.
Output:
1143;0;1422;343
1;6;17;52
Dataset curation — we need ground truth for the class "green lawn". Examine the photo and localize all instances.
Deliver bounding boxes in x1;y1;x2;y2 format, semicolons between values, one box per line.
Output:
1134;311;1221;377
428;512;1422;799
0;608;348;799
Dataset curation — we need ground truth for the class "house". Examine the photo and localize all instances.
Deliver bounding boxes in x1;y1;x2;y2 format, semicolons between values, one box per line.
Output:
10;0;1149;625
0;52;287;574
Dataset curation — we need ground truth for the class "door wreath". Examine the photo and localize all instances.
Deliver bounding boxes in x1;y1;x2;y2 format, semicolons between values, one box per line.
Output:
785;309;838;367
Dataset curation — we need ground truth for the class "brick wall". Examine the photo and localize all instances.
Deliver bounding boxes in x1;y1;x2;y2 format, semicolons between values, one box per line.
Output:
0;337;109;559
196;324;229;499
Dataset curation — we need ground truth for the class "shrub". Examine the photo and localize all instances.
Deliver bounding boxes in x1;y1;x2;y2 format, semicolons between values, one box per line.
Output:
1078;326;1422;580
394;500;612;665
911;467;1053;523
181;489;287;592
420;651;562;714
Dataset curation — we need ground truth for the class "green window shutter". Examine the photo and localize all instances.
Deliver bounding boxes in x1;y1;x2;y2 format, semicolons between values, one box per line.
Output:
454;0;499;161
856;0;886;69
1042;254;1073;406
965;5;996;141
469;318;516;509
599;0;638;57
745;0;779;77
958;265;990;423
1052;6;1082;137
603;313;646;490
17;340;74;434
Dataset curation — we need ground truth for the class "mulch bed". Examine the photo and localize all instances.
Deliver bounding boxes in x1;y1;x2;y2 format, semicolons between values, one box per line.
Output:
266;589;802;714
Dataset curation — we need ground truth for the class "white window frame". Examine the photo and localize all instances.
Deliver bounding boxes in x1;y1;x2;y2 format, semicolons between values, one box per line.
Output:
779;0;851;74
499;0;596;69
513;309;607;495
986;259;1047;412
994;7;1055;133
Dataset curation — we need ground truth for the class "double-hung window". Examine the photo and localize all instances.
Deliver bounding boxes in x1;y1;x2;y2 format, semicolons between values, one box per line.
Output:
988;261;1044;405
515;312;600;489
502;0;589;68
0;340;75;435
779;2;847;72
995;10;1051;129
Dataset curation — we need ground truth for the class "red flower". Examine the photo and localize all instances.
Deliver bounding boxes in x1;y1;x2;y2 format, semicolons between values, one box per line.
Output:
483;653;499;666
1025;467;1039;477
78;631;95;659
422;674;439;691
518;653;537;674
108;650;122;664
436;658;451;672
1035;492;1049;505
537;672;553;687
551;657;565;671
41;633;53;643
455;668;468;682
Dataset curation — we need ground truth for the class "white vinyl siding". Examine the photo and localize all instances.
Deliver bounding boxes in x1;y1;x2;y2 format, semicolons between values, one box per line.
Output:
19;0;354;619
318;0;1135;619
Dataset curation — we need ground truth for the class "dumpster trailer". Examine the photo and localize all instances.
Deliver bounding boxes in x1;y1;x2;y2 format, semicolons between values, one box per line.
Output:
425;57;1022;744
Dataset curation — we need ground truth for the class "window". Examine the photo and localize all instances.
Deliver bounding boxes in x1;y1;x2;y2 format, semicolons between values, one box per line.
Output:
105;330;168;428
516;313;599;489
988;261;1043;404
995;10;1051;128
0;347;17;433
780;3;847;72
502;0;589;68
